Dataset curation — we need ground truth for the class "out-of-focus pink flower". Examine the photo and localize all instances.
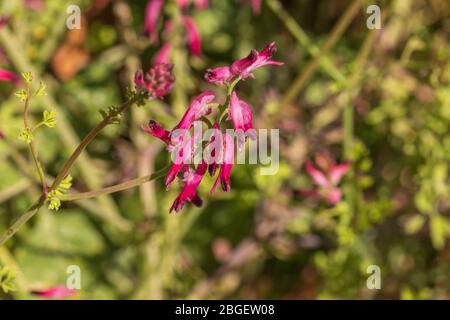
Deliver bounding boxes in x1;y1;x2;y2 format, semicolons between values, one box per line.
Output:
144;0;165;44
134;63;175;98
173;91;215;130
211;133;234;192
182;16;201;56
23;0;44;11
230;42;283;79
204;42;283;85
240;0;261;15
0;16;8;28
176;0;190;9
301;154;350;205
154;42;172;64
33;286;77;299
195;0;209;9
204;66;232;85
170;161;208;212
229;91;255;146
0;68;19;83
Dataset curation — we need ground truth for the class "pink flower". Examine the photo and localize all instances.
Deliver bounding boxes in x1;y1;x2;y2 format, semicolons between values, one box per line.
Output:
0;68;19;83
176;0;190;9
165;130;202;188
230;42;283;79
204;66;232;85
154;42;172;64
170;161;208;212
33;286;77;299
211;133;234;192
301;154;350;205
229;91;256;149
182;16;201;56
144;0;165;44
0;16;8;28
195;0;209;9
206;123;222;177
173;91;215;130
23;0;44;11
142;120;171;144
134;63;175;98
204;42;283;85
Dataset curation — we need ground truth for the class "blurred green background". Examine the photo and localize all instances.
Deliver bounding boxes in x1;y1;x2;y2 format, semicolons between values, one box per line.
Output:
0;0;450;299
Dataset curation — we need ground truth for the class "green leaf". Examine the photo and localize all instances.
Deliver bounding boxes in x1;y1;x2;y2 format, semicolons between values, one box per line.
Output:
34;81;47;96
18;128;33;143
43;110;57;128
21;72;33;83
430;214;450;250
47;175;72;211
404;215;426;234
14;89;28;101
0;266;16;293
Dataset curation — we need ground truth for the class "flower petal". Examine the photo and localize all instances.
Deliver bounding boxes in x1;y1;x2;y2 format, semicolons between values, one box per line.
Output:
305;161;329;188
330;162;350;184
173;91;215;130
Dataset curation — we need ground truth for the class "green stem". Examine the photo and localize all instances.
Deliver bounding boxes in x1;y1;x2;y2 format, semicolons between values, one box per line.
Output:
49;94;140;191
60;166;168;202
0;196;46;246
281;0;364;107
23;87;47;194
217;77;241;124
265;0;346;84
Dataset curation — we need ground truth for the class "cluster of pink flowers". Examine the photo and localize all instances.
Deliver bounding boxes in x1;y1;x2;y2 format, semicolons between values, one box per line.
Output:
300;153;350;205
139;42;282;212
144;0;204;64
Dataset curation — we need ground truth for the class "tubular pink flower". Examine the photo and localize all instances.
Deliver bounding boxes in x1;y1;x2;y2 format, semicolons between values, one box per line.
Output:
206;123;222;177
33;286;76;299
154;42;172;64
176;0;190;9
195;0;209;9
134;63;175;98
142;120;171;144
204;66;232;85
183;16;202;56
330;162;351;184
304;161;329;188
302;156;350;206
211;133;234;193
0;68;19;83
0;16;8;28
173;91;215;130
170;162;208;213
165;130;201;188
229;91;254;137
144;0;165;44
230;42;283;79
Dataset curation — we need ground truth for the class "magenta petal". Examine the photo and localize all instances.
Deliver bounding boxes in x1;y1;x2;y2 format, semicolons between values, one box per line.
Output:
170;162;208;212
0;68;19;83
183;16;201;56
173;91;215;130
230;49;258;78
204;66;232;85
330;162;350;184
142;120;171;144
34;286;76;299
144;0;165;44
327;188;342;205
229;91;254;134
176;0;189;9
251;0;262;14
305;161;329;188
195;0;209;9
154;42;172;64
